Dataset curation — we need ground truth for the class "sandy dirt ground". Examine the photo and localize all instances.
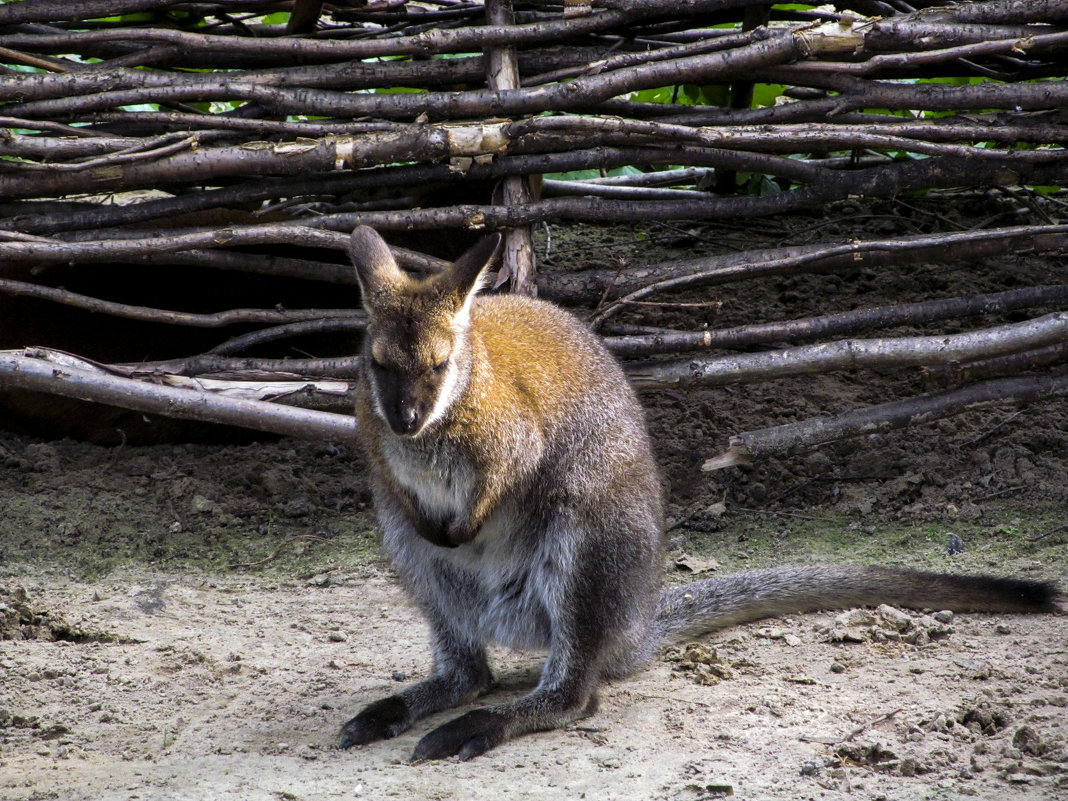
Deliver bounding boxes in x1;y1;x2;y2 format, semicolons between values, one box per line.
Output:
2;563;1066;801
2;205;1067;800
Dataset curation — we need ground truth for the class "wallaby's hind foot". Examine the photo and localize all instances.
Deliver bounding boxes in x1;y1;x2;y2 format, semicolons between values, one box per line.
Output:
411;684;600;762
339;670;493;752
410;708;508;762
339;643;493;751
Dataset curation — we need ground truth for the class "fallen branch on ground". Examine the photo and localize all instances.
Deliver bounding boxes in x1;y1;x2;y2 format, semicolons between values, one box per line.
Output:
0;277;365;328
703;369;1068;470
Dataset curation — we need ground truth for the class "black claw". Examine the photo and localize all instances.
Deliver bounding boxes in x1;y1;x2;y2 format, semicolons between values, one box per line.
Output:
338;695;410;749
410;708;507;763
456;734;493;762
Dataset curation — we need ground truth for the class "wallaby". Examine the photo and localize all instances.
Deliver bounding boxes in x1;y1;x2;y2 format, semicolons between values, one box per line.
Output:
339;225;1061;762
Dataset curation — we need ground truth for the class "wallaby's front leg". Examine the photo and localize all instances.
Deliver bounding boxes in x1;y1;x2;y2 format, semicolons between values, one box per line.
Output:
339;624;492;748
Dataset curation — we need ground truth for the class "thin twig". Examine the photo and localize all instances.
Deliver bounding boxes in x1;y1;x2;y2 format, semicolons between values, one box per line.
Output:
10;134;200;172
801;708;904;745
227;534;337;570
0;45;72;72
734;509;836;522
1028;523;1068;543
619;299;724;310
974;485;1025;501
629;691;715;709
961;410;1024;447
704;370;1068;469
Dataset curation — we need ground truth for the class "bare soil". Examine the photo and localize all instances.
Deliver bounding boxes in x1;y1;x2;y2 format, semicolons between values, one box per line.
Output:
2;202;1067;800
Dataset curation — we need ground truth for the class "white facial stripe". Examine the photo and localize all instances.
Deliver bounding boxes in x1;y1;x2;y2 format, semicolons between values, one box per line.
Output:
420;282;481;432
422;355;460;430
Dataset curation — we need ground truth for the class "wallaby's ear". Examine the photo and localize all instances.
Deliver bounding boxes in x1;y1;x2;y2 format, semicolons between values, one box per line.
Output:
444;233;502;304
349;226;407;308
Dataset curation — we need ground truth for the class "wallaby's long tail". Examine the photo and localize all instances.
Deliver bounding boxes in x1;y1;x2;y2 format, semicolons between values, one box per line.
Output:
654;565;1061;645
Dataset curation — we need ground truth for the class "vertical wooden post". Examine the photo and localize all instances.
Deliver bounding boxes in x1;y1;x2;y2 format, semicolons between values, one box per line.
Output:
714;2;771;195
286;0;324;34
484;0;538;296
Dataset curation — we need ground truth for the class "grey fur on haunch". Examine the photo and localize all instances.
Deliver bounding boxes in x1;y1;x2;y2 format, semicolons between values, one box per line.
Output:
340;226;1061;763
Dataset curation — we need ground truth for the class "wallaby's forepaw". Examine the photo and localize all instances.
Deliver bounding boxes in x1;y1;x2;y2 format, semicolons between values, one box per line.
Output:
338;695;411;749
445;518;480;547
410;708;507;762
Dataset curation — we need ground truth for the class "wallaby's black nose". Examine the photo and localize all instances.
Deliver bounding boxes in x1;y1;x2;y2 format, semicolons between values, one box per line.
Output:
388;404;420;435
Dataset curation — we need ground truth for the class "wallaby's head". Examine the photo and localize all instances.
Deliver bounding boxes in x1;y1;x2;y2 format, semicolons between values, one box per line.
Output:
349;226;501;438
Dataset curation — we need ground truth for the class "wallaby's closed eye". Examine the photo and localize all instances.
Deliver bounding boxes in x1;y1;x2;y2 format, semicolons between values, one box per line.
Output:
339;225;1061;762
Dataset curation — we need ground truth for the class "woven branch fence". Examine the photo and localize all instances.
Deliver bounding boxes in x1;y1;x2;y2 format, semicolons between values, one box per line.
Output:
0;0;1066;461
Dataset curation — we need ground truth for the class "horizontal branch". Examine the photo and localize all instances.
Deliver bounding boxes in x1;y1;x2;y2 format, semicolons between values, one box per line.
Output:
132;249;359;284
860;16;1046;44
0;277;364;328
208;319;367;356
0;224;349;263
7;30;800;122
655;77;1068;126
927;342;1068;386
0;1;763;60
0;226;442;286
703;369;1068;469
541;181;704;201
120;353;364;380
0;0;185;25
0;348;359;441
604;284;1068;358
626;313;1068;389
0;49;609;104
926;0;1068;24
581;223;1068;314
